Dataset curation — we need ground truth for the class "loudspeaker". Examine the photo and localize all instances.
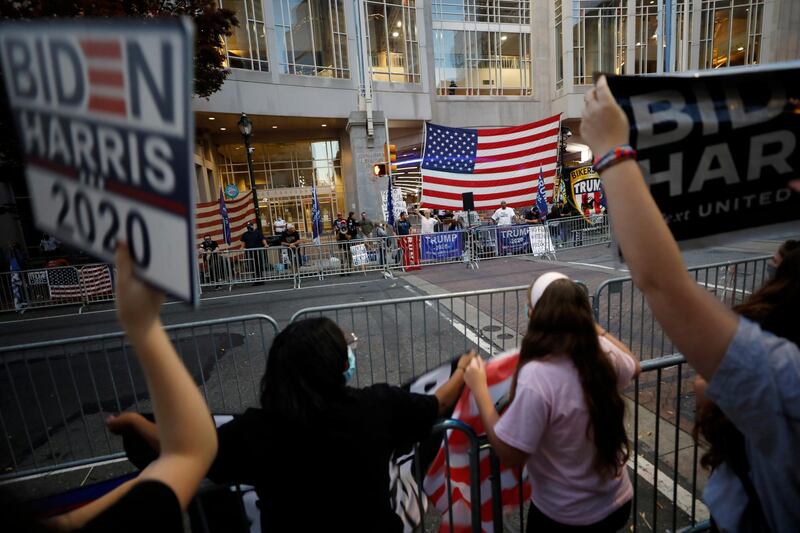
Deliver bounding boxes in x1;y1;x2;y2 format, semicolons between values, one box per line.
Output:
462;192;474;211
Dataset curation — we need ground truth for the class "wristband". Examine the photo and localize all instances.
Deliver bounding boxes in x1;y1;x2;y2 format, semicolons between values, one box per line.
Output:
593;145;636;174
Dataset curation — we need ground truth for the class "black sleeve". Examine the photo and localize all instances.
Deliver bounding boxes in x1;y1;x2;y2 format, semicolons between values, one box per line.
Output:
366;384;439;449
79;481;182;533
206;409;263;485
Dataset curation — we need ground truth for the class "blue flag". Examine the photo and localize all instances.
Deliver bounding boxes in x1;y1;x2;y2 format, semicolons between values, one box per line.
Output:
536;167;548;222
311;181;322;245
219;186;231;245
387;176;395;227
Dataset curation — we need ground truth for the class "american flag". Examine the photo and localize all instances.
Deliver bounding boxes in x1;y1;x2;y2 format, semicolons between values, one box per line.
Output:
196;191;256;248
421;114;561;212
48;266;113;299
80;39;126;116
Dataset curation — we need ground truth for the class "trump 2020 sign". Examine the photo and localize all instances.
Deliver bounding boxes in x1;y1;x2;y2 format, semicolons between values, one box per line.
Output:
0;18;197;304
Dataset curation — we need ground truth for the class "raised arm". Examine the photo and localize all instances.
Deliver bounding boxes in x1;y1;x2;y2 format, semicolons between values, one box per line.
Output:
581;76;738;380
433;351;476;415
51;245;217;530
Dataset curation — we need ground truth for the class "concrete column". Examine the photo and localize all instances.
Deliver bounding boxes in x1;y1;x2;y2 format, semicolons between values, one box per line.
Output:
345;110;389;219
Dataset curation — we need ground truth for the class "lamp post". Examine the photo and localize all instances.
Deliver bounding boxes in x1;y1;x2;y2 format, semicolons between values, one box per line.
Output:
238;112;263;236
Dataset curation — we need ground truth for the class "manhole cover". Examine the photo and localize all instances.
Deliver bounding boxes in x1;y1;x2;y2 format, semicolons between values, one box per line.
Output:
481;325;502;332
497;333;514;340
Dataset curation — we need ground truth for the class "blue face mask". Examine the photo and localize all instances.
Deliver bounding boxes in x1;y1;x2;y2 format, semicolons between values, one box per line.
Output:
343;346;356;383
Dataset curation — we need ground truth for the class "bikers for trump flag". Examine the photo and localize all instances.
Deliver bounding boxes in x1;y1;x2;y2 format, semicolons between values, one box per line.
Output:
605;63;800;243
420;114;562;211
196;191;255;248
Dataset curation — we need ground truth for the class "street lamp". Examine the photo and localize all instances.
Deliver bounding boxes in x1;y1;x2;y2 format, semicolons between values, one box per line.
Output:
238;112;264;236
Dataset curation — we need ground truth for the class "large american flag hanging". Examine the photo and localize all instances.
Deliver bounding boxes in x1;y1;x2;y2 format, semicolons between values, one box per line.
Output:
196;191;256;248
421;114;561;212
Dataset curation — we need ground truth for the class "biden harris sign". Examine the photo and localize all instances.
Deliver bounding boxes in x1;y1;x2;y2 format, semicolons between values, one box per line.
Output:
0;19;197;303
606;63;800;243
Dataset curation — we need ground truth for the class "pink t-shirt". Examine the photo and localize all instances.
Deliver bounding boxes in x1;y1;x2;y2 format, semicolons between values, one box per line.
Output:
494;336;636;525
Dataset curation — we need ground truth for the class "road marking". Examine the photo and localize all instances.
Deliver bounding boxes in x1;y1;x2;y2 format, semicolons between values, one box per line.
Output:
0;456;129;486
629;453;710;521
568;261;628;272
0;278;387;326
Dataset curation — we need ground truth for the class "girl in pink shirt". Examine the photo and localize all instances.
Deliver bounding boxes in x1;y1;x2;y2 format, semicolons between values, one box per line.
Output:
465;272;640;531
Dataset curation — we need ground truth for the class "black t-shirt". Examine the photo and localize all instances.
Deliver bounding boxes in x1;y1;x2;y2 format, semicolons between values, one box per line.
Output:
201;240;218;252
524;208;540;221
208;385;438;532
347;218;358;238
240;229;265;249
395;219;411;236
79;481;182;533
280;232;300;245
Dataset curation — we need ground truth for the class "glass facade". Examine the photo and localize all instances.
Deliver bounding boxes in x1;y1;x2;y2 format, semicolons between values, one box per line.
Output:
220;0;269;71
432;0;532;96
217;140;344;235
273;0;350;78
365;0;421;83
699;0;764;69
573;1;626;85
555;0;564;90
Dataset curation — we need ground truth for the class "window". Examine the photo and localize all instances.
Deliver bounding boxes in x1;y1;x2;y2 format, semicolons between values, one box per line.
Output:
555;0;564;90
634;0;659;74
699;0;763;69
573;0;626;85
432;0;532;96
273;0;349;78
217;140;343;234
365;0;421;83
221;0;269;71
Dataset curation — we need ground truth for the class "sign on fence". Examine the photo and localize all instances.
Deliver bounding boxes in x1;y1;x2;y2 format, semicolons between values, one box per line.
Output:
421;231;463;261
351;244;370;267
0;19;198;303
27;271;48;285
528;226;555;255
606;63;800;243
497;226;531;255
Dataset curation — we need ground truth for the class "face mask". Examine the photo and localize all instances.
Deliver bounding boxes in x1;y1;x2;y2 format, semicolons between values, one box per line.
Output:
343;346;356;383
766;262;777;280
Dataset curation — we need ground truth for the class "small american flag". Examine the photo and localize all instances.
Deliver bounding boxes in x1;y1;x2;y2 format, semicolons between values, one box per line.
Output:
80;39;126;116
421;114;561;211
196;191;256;248
48;266;112;299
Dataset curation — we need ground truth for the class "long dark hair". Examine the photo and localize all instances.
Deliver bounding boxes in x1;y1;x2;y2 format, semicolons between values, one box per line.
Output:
260;318;348;424
510;279;630;479
695;250;800;469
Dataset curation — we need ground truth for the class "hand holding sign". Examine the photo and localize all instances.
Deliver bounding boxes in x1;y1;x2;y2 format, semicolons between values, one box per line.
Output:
115;241;164;339
582;76;630;157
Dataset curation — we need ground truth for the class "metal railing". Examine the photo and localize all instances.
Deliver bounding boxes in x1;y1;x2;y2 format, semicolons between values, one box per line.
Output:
593;255;771;360
198;247;297;288
0;314;279;481
0;263;114;313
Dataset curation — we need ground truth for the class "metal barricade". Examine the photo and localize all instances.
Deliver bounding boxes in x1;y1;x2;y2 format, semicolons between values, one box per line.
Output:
198;247;297;289
291;286;531;387
384;229;474;272
294;238;388;284
593;255;770;360
0;314;279;481
548;214;611;249
0;264;114;313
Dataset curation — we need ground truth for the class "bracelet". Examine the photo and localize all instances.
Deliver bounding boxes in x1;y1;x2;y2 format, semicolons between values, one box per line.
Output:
593;145;636;174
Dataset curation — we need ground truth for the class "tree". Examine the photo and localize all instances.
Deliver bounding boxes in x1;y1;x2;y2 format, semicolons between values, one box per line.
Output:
0;0;238;173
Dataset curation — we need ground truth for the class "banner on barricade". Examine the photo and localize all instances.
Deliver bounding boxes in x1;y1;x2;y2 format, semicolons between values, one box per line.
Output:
420;231;462;261
0;19;198;303
606;63;800;243
27;271;48;285
528;225;555;256
497;226;531;255
350;244;370;267
400;236;421;271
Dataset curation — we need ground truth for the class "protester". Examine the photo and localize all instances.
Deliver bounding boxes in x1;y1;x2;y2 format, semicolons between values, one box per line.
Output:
359;212;375;239
333;212;352;271
395;211;412;236
279;223;306;268
347;211;359;240
694;249;800;531
464;272;639;530
375;222;389;265
581;74;800;531
240;222;269;281
522;205;541;224
273;216;287;235
199;235;222;287
111;317;476;532
420;209;437;234
40;244;217;531
491;201;516;226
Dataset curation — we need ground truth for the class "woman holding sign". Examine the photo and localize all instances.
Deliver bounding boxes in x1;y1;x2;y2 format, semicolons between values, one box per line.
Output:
581;75;800;531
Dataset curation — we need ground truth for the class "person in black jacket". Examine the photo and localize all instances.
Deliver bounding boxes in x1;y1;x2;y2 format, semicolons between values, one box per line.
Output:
109;317;475;533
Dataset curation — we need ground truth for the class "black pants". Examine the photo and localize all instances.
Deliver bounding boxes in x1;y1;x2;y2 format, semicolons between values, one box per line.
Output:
526;500;631;533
